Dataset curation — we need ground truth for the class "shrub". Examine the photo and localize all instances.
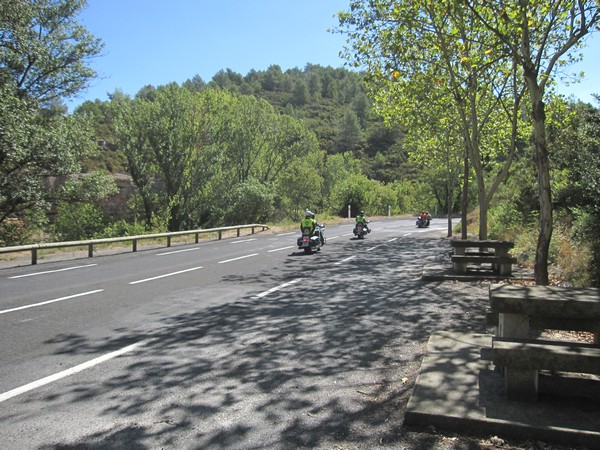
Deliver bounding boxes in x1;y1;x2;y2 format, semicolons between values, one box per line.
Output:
0;218;31;246
52;202;106;241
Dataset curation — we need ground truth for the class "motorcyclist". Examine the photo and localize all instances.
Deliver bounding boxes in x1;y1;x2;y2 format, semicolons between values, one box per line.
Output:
300;210;317;236
418;211;431;227
354;210;370;234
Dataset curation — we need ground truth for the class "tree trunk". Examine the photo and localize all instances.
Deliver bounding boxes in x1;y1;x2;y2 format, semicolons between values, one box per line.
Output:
529;89;552;285
461;150;469;239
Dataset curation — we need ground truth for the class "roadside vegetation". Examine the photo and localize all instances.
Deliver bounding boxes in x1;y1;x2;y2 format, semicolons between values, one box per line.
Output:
1;0;599;287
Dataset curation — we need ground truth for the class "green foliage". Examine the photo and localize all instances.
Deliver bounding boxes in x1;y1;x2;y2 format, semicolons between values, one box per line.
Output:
0;85;96;223
487;201;526;240
0;218;31;246
52;202;105;241
0;0;103;103
97;219;150;238
223;179;276;225
59;171;119;203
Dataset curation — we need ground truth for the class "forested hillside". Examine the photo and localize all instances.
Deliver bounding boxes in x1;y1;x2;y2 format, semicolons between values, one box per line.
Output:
78;64;410;184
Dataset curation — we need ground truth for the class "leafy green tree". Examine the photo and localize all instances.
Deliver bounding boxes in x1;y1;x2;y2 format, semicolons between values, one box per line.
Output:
277;150;325;220
0;85;95;224
335;109;365;153
0;0;102;231
337;0;525;241
0;0;103;103
465;0;599;284
111;95;157;228
144;85;208;231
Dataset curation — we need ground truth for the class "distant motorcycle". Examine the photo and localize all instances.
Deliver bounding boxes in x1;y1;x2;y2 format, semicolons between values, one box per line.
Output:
297;224;326;254
353;222;370;239
416;215;431;228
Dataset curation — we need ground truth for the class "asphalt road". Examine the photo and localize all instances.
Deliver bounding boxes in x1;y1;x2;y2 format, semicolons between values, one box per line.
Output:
0;218;491;449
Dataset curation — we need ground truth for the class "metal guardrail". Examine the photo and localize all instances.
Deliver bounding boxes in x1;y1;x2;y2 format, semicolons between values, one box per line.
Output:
0;224;270;265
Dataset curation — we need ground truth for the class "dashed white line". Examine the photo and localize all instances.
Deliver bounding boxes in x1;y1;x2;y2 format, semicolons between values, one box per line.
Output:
252;279;301;299
157;247;200;256
218;253;259;264
231;238;256;244
8;264;97;279
335;255;357;265
129;267;203;285
0;290;104;315
276;232;295;237
366;244;383;252
388;238;398;242
0;339;150;403
268;246;295;253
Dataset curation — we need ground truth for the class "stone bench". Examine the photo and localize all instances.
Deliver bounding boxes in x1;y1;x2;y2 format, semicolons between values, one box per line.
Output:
451;255;517;275
450;239;516;275
492;338;600;401
489;284;600;339
486;310;600;334
450;239;514;256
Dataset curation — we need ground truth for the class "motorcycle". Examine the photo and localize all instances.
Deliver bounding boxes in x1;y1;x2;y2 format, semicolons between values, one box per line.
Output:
297;224;326;254
416;215;431;228
353;221;370;239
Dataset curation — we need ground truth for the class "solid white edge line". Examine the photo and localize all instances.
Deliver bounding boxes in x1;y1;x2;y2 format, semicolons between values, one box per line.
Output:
252;278;301;299
0;289;104;315
218;253;259;264
8;264;98;279
0;339;150;403
129;266;203;285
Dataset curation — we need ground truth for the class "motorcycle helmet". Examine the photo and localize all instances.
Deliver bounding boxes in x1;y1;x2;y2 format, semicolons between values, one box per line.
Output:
360;210;364;215
305;210;313;218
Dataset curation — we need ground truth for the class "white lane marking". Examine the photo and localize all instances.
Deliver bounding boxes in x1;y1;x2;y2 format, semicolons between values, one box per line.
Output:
268;245;295;253
218;253;259;264
0;339;150;403
366;244;383;252
157;247;200;256
403;233;413;237
8;264;97;280
327;235;340;240
231;239;256;244
129;266;203;285
0;290;104;316
252;278;301;299
342;233;354;237
276;232;295;237
388;238;398;242
335;255;357;265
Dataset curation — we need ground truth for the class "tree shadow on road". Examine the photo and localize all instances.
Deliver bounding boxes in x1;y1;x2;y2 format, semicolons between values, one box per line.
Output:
28;235;490;449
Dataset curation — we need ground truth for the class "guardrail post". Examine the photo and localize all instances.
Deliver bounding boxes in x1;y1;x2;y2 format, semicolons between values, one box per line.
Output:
252;226;255;234
88;243;94;258
133;239;137;252
218;231;222;240
32;249;37;265
237;228;240;237
167;236;171;247
195;233;199;244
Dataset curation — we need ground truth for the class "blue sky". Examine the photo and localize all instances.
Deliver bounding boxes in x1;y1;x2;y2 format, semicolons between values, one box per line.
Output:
68;0;599;110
